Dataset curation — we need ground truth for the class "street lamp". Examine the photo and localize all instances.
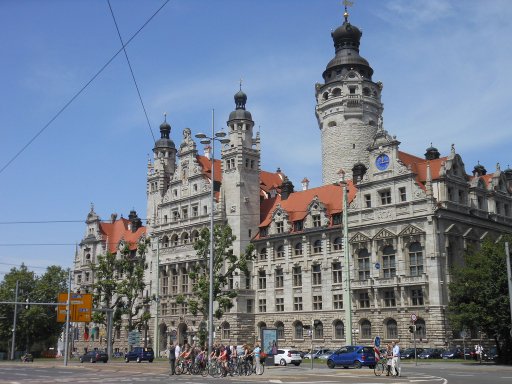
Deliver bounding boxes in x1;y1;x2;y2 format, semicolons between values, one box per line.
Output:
338;169;353;346
194;109;230;361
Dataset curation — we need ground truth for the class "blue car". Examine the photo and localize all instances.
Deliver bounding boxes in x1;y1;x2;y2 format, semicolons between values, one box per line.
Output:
326;346;376;369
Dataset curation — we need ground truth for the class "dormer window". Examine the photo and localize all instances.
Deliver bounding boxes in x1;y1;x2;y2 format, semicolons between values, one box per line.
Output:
294;221;303;231
313;214;321;227
276;222;284;234
349;87;356;94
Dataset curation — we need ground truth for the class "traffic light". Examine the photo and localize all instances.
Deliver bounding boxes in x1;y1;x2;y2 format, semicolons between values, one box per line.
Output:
25;297;29;309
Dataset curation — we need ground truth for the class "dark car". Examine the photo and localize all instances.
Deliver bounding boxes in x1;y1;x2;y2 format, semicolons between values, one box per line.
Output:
327;345;376;369
125;347;154;363
401;347;424;359
442;348;463;359
418;348;443;359
79;350;108;363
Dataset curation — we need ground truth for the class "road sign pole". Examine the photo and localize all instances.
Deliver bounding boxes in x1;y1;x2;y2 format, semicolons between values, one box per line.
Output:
64;269;71;366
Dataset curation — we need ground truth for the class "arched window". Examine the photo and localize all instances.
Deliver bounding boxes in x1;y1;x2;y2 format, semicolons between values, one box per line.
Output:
409;242;423;276
171;234;179;246
360;319;372;339
276;322;285;339
385;319;398;340
314;320;323;339
294;242;303;256
322;92;329;100
294;321;303;339
259;248;267;260
276;245;285;258
334;320;344;339
222;322;230;340
313;239;323;253
181;232;189;244
162;236;169;248
415;319;426;339
358;248;370;280
382;245;396;278
191;230;199;243
333;237;343;251
332;88;341;97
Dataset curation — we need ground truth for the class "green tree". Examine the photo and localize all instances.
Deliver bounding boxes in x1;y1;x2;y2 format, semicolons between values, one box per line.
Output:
185;224;254;344
447;237;512;361
0;264;67;354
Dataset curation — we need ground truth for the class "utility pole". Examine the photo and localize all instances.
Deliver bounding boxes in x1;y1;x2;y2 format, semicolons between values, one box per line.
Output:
10;280;19;360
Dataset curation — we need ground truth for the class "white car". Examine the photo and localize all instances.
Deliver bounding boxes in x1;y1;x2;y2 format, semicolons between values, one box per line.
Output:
274;349;302;366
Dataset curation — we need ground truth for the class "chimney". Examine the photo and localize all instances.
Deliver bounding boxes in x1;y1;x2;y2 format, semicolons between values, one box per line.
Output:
204;144;211;160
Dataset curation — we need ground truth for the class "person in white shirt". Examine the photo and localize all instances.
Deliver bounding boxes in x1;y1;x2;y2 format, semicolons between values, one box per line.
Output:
175;343;181;362
391;341;401;376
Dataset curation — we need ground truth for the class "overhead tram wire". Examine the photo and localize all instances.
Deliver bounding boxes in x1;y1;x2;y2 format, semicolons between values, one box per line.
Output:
0;0;170;176
0;218;148;225
107;0;156;143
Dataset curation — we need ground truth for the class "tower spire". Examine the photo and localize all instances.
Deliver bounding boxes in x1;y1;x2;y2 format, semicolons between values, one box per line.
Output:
343;0;353;23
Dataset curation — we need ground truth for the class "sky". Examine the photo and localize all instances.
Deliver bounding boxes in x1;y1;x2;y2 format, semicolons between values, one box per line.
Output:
1;0;511;276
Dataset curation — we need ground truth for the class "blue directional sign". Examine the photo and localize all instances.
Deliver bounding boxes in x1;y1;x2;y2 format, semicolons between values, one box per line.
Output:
375;262;381;270
374;336;381;347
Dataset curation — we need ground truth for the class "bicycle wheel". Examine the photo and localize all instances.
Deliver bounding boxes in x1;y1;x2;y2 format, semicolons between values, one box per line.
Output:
175;361;184;375
209;361;222;378
200;362;209;377
374;360;385;376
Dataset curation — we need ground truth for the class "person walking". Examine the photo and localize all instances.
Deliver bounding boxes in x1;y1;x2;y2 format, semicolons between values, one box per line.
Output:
385;343;393;376
253;343;261;373
391;341;401;376
168;342;177;375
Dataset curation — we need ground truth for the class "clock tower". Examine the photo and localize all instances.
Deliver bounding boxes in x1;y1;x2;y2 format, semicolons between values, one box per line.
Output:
315;7;384;184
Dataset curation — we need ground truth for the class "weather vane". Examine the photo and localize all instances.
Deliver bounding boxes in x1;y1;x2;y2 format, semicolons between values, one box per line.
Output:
239;77;243;91
343;0;354;22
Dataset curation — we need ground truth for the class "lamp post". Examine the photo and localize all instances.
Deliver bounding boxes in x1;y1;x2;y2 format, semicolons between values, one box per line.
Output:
10;280;19;360
195;109;230;360
338;169;353;346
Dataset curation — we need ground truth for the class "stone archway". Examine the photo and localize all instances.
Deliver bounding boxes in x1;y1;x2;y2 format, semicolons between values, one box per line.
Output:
159;323;168;353
178;322;188;346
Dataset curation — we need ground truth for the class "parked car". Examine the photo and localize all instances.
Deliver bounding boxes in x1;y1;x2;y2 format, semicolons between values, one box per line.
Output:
317;349;334;360
401;348;424;359
326;345;376;369
124;347;154;363
303;348;332;360
418;348;443;359
273;349;302;366
79;350;108;363
442;348;464;359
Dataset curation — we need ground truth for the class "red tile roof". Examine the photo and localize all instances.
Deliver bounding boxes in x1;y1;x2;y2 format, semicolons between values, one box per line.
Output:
99;218;146;253
398;151;449;190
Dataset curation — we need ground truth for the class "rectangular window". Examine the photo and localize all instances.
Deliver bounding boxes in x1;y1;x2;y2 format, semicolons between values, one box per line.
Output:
170;303;178;315
332;262;343;284
383;254;396;278
293;296;303;311
380;190;392;205
384;290;396;307
364;194;372;208
172;210;179;221
203;206;208;215
458;190;466;205
246;299;253;313
295;324;303;339
276;297;284;312
275;268;284;288
181;273;188;293
192;205;198;217
258;299;266;313
181;303;188;315
293;266;302;287
496;202;501;215
411;289;424;306
312;264;322;285
276;222;284;234
228;274;234;290
294;221;303;231
399;187;407;202
258;271;266;290
161;276;169;295
312;214;321;227
448;187;453;201
332;213;342;225
164;215;168;223
409;250;423;276
161;303;168;316
171;273;178;294
313;295;323;310
181;208;188;219
359;292;370;308
333;294;343;309
358;254;370;280
477;196;483;209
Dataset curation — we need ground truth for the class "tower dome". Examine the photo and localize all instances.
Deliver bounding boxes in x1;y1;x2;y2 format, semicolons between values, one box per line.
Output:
229;88;252;121
154;116;176;150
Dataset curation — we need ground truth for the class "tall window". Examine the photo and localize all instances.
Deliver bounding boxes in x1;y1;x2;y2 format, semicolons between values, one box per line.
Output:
359;292;370;308
276;245;285;258
358;248;370;280
313;295;323;310
171;270;178;294
312;264;322;285
276;221;284;234
161;275;169;295
170;303;177;315
293;266;302;286
334;320;344;339
294;296;303;311
294;322;303;339
364;194;372;208
380;190;392;205
246;299;253;313
276;297;284;312
259;248;267;260
313;239;323;253
294;221;303;231
294;242;303;255
411;288;424;305
258;299;266;312
333;294;343;309
276;322;285;339
382;245;396;278
333;237;343;251
275;268;284;288
314;321;323;339
361;320;372;339
222;323;230;339
181;269;188;293
399;187;407;202
312;214;321;227
409;242;423;276
332;262;342;284
384;290;396;307
385;319;398;340
258;270;266;289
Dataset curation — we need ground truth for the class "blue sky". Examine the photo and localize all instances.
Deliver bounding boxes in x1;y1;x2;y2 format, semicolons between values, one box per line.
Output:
1;0;511;275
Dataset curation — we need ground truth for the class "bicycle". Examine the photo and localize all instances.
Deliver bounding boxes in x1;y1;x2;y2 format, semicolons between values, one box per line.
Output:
374;357;386;376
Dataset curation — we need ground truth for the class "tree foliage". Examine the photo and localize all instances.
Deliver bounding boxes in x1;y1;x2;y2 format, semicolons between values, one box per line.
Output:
0;264;68;353
447;237;512;361
185;224;254;343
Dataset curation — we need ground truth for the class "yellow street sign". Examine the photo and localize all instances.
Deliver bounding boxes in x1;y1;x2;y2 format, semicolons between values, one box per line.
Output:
57;293;92;323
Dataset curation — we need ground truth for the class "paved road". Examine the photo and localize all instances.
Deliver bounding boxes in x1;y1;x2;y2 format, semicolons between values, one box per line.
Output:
1;360;511;384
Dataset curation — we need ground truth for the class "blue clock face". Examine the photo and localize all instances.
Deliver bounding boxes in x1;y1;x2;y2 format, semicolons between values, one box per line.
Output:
375;154;390;171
